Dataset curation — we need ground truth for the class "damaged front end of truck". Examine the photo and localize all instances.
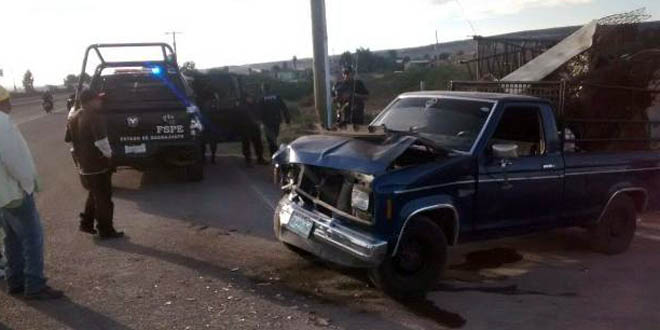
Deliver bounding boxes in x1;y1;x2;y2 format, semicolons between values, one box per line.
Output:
271;129;445;268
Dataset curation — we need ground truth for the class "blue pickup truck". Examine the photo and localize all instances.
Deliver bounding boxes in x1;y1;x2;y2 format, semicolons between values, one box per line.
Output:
272;90;660;298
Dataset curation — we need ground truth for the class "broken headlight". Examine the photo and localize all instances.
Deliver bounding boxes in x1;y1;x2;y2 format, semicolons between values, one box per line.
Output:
351;186;370;212
350;173;374;215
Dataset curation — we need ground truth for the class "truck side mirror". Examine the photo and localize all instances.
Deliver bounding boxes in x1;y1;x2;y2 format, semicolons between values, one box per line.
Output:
492;144;519;159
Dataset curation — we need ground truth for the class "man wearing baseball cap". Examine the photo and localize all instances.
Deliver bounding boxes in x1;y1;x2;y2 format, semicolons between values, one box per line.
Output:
0;85;64;299
65;88;123;239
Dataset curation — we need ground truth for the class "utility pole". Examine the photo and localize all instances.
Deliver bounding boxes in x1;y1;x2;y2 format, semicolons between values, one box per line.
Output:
165;31;182;54
310;0;332;129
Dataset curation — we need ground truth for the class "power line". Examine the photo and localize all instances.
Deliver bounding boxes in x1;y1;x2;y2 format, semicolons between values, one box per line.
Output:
454;0;477;36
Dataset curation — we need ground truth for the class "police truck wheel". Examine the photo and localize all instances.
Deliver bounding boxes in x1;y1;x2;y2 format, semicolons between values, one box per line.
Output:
184;162;204;182
590;195;637;255
369;216;447;299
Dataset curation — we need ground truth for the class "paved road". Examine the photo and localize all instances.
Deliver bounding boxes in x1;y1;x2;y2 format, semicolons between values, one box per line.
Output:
2;99;660;330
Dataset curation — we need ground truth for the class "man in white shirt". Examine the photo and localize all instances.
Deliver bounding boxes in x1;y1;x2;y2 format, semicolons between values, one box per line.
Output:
0;86;63;300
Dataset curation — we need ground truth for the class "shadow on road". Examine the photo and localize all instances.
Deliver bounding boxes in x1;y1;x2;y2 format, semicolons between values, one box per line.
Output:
112;156;279;240
25;297;135;330
95;238;410;330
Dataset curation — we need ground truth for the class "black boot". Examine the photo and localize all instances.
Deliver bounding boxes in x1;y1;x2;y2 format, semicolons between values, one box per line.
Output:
98;229;125;240
79;213;97;235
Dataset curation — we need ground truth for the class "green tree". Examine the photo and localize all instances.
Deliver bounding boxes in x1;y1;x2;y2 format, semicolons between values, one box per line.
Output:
437;52;451;60
23;70;35;93
63;73;91;91
387;50;398;60
339;51;353;69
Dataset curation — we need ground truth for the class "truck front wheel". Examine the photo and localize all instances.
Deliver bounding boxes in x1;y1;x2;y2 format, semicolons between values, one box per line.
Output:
369;216;448;299
590;195;637;255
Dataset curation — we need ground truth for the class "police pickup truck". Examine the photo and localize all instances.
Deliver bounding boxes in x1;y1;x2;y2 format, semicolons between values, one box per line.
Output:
273;90;660;298
72;43;204;181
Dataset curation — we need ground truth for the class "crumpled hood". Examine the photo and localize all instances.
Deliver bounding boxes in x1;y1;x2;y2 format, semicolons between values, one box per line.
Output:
273;134;417;175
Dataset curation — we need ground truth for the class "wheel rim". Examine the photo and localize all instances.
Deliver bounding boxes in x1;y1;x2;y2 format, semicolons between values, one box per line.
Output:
394;237;427;275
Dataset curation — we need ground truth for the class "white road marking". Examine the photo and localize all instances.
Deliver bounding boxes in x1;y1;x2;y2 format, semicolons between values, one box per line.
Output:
16;107;67;126
636;231;660;242
250;184;276;211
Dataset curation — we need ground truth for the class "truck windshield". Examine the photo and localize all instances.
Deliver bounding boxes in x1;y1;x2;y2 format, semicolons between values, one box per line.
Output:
371;97;494;152
92;68;189;107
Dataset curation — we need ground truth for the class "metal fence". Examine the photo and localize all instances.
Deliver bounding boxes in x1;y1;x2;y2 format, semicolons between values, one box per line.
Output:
449;80;567;115
449;80;660;150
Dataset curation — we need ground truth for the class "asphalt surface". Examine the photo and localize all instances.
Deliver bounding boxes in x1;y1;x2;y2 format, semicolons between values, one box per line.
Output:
1;99;660;330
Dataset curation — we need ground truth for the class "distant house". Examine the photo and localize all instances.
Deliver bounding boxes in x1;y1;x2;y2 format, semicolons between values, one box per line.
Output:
273;68;311;82
404;60;433;71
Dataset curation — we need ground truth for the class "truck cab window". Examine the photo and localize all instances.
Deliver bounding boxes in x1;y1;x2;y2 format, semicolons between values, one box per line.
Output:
489;106;546;157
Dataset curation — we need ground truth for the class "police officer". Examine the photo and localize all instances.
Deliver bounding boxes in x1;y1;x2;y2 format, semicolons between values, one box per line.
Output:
240;95;267;166
259;83;290;157
332;66;369;126
65;89;123;239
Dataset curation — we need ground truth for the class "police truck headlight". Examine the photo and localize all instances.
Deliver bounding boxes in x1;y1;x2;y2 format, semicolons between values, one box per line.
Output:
351;186;370;212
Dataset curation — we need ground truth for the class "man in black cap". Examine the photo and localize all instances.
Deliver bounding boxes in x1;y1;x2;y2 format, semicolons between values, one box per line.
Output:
259;83;290;158
332;66;369;126
65;89;123;239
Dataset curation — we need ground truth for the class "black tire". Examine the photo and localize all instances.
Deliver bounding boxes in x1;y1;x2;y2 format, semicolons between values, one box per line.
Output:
590;195;637;255
184;162;204;182
369;216;448;299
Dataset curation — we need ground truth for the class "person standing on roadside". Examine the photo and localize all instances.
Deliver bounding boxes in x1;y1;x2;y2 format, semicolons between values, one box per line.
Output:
239;95;267;167
259;83;291;158
0;86;64;299
332;66;369;126
65;89;124;239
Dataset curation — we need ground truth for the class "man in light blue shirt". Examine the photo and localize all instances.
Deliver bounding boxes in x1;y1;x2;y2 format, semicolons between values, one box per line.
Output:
0;86;63;300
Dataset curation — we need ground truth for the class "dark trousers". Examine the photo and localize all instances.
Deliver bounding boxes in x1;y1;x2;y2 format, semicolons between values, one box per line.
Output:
80;172;115;233
264;124;281;156
0;194;46;294
241;125;264;162
201;140;218;163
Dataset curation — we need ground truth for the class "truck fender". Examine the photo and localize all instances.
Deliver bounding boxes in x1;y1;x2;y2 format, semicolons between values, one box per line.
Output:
392;195;460;256
597;186;648;224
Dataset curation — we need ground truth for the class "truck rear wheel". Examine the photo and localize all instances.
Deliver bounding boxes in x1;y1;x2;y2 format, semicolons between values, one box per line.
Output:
369;216;447;299
184;162;204;182
590;195;637;255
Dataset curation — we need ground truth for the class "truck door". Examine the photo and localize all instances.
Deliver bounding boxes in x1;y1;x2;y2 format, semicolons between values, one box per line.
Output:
476;104;564;230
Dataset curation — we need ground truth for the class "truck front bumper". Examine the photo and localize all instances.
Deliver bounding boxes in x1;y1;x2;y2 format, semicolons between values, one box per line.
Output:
275;197;388;268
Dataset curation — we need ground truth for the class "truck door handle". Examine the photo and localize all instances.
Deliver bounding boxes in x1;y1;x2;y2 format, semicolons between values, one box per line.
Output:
543;164;556;169
499;159;512;168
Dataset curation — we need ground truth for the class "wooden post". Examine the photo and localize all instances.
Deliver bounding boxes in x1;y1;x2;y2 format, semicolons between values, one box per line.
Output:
310;0;332;129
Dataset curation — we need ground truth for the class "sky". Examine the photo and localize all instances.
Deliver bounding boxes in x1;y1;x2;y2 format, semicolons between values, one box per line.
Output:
0;0;658;88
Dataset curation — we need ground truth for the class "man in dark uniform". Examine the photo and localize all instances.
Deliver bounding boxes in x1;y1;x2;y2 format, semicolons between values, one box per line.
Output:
259;83;291;157
240;95;267;167
65;89;123;239
332;66;369;126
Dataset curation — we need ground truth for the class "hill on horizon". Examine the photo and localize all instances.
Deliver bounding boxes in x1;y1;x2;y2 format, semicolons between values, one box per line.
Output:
214;21;659;75
215;24;582;74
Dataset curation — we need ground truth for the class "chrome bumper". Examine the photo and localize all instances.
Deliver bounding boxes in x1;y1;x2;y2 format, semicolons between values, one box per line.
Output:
276;198;388;268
